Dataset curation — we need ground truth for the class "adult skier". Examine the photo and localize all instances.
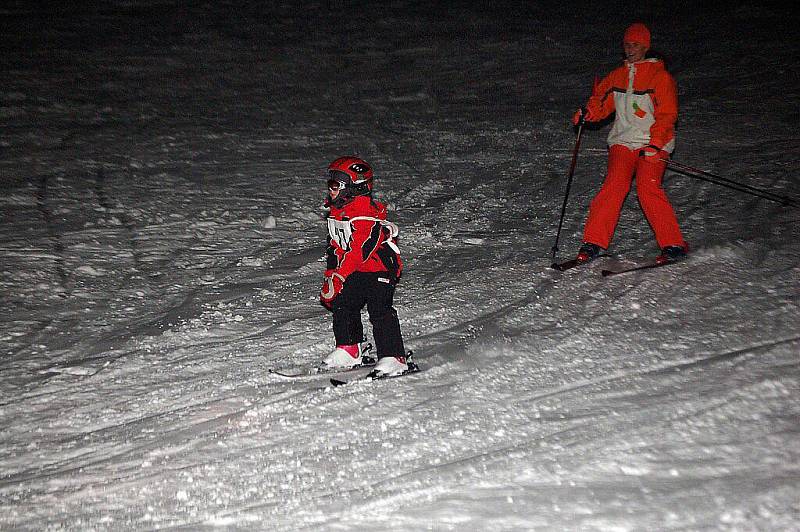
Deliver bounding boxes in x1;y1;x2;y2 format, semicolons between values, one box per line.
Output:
319;156;409;377
572;22;688;265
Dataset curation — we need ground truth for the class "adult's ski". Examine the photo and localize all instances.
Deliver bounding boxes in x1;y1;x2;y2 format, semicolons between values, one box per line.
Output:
551;258;584;271
601;259;678;277
551;253;610;272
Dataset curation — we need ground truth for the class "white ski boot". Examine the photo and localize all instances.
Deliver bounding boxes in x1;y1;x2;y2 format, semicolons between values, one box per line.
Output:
321;343;363;369
373;355;409;377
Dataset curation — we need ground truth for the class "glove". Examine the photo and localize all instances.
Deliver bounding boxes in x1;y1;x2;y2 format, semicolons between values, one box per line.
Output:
639;144;665;160
319;270;345;310
572;107;593;126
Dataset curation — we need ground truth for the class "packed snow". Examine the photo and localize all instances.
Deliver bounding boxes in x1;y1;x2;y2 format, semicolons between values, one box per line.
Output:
2;2;799;530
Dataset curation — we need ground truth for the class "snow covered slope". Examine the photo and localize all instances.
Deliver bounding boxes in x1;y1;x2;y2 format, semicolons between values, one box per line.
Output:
1;1;798;529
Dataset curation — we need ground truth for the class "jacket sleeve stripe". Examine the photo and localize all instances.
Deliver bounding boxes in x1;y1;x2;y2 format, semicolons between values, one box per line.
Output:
362;222;382;261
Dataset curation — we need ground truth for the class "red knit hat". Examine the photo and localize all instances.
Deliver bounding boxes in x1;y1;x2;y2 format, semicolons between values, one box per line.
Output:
623;23;651;48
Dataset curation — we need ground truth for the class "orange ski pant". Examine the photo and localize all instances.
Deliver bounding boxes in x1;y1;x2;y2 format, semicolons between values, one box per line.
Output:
583;144;685;250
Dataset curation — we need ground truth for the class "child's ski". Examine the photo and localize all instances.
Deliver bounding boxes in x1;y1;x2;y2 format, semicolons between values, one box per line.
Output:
330;362;421;387
330;353;420;386
269;345;374;378
269;357;376;378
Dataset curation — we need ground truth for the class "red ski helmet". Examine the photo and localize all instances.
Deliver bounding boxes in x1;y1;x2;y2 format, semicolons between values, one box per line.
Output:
327;156;374;195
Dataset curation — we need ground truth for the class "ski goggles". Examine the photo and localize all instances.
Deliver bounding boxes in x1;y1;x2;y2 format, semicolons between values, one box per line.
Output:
327;170;350;191
327;178;347;191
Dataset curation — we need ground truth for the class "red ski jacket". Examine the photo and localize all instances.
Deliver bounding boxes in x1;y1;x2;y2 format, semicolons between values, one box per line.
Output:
325;195;403;281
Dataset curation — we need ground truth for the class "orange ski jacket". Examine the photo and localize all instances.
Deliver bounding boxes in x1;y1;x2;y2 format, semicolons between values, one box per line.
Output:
586;58;678;152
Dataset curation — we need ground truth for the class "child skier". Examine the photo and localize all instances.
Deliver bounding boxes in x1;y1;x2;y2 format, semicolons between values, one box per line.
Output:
319;156;409;377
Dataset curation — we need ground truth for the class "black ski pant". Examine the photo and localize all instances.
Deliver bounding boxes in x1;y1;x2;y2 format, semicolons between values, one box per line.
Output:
332;271;405;357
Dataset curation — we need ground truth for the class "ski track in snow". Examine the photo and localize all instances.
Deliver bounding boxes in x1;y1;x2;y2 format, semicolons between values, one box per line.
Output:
2;2;800;530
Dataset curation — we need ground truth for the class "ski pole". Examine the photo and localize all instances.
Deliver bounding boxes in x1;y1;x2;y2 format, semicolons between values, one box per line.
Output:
666;158;795;205
663;158;799;208
550;114;585;267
